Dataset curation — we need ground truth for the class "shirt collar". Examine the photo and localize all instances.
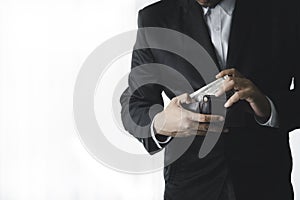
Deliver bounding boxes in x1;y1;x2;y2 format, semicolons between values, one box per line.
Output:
219;0;235;16
201;0;236;16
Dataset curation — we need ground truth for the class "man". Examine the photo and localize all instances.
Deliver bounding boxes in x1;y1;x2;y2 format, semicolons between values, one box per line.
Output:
120;0;300;199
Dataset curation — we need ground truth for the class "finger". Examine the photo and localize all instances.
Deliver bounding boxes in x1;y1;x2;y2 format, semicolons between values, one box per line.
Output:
174;130;207;137
176;130;205;137
196;130;207;136
186;110;225;123
174;93;194;106
171;97;187;108
215;78;235;97
224;90;248;108
171;97;179;104
170;131;188;137
216;68;243;79
171;131;194;138
186;121;205;130
164;127;229;137
187;121;225;132
198;123;224;133
178;129;221;137
196;127;229;135
215;77;247;97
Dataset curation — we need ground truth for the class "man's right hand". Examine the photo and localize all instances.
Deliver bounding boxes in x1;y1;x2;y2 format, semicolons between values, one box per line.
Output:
153;93;225;137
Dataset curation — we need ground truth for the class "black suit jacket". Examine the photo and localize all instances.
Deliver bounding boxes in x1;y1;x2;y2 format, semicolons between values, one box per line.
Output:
120;0;300;199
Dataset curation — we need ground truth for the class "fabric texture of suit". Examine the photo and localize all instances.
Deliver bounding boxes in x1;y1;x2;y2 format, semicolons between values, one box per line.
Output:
120;0;300;199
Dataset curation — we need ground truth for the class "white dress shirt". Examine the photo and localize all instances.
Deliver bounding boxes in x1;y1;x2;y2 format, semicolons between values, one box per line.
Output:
202;0;234;69
151;0;279;148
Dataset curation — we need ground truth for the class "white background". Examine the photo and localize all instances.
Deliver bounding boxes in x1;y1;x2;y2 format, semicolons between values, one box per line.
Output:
0;0;299;199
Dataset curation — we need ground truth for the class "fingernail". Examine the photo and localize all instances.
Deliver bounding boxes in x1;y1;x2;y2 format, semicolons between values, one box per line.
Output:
219;116;225;121
215;91;221;97
224;103;229;108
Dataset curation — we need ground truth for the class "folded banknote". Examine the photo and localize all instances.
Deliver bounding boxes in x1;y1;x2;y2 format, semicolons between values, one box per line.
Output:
190;75;229;102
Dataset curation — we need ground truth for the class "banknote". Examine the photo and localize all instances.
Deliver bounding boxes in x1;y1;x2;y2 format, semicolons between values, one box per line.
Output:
190;75;229;102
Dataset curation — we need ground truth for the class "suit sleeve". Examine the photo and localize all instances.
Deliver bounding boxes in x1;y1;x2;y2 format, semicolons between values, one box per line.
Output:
269;75;300;132
268;17;300;132
119;10;171;155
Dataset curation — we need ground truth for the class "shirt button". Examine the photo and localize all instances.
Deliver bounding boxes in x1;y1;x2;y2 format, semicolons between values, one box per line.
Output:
215;27;220;32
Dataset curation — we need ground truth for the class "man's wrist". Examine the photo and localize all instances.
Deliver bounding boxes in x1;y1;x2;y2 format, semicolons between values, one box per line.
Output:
251;92;271;119
255;96;279;128
150;115;172;149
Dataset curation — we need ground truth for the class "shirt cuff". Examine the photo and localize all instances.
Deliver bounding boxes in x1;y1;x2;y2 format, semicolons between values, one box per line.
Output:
255;96;279;128
150;118;172;149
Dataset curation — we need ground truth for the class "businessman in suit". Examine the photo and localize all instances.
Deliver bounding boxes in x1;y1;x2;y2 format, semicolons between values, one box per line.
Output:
120;0;300;199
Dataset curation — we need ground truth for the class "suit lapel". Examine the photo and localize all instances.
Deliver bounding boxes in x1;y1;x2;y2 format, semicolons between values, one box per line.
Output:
179;0;253;72
226;0;253;68
180;0;221;70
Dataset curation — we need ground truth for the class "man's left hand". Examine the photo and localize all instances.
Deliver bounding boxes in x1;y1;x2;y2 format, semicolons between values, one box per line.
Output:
215;68;271;120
